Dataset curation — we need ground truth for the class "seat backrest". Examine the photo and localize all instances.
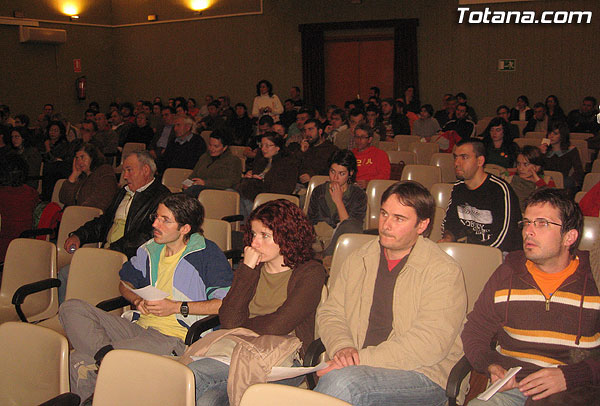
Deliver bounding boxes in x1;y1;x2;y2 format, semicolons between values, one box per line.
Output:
579;216;600;251
510;120;528;137
365;179;399;229
570;132;592;141
57;206;103;270
162;168;193;193
409;141;439;165
120;142;146;166
377;140;399;151
570;139;590;165
475;117;493;136
438;242;503;312
240;383;351;406
65;248;128;304
199;189;240;220
203;218;232;252
430;152;456;183
51;178;66;209
303;175;329;213
93;349;195;406
524;131;546;139
0;322;69;406
430;182;454;209
253;193;300;210
329;233;378;282
514;137;541;150
0;239;57;322
484;163;506;177
591;159;600;173
429;206;445;243
200;130;213;145
400;164;442;190
582;173;600;192
386;150;416;165
544;170;564;189
395;135;420;151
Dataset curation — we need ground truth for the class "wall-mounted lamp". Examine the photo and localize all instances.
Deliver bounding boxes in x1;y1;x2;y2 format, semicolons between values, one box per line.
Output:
62;3;80;20
190;0;210;12
147;14;158;21
69;15;79;21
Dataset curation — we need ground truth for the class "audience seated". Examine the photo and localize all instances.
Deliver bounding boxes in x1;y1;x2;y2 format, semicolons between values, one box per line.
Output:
412;104;441;139
403;84;420;114
334;108;365;150
307;149;366;259
184;199;326;405
198;101;226;131
483;117;519;169
440;139;522;252
109;109;132;147
442;102;476;140
230;102;254;146
41;120;74;200
545;94;566;123
287;108;312;146
509;95;533;122
567;96;600;134
495;105;520;141
160;115;207;172
59;193;233;404
0;154;39;261
523;102;551;135
508;145;556;212
379;97;410;139
9;126;42;189
324;108;348;144
183;129;242;197
59;143;118;211
123;112;154;148
149;106;176;159
298;119;339;186
92;112;119;157
237;132;298;217
456;92;478;123
351;123;391;189
434;94;457;127
280;98;298;129
540;121;584;196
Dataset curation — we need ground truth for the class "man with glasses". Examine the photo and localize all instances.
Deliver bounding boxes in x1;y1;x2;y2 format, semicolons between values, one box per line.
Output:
59;193;233;403
462;188;600;405
350;122;391;189
440;139;522;252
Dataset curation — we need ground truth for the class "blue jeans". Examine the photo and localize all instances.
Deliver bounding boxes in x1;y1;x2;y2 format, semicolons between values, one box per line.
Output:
467;388;527;406
188;358;305;406
314;365;446;406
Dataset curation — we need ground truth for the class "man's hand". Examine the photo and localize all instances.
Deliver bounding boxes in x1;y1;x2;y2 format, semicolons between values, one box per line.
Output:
133;297;150;315
191;178;205;186
243;246;262;269
64;235;81;252
300;139;310;153
317;359;344;377
488;364;518;393
299;173;311;184
333;347;360;368
518;368;566;400
144;298;179;317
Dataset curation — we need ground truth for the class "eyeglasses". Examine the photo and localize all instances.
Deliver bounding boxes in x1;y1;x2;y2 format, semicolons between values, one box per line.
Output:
518;219;562;229
149;213;178;225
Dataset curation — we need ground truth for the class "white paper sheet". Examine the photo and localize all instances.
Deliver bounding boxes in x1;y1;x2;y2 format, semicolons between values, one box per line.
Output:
477;366;522;401
188;356;329;381
122;282;169;301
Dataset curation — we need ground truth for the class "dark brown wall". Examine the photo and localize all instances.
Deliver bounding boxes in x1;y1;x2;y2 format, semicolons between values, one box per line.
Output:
1;0;598;123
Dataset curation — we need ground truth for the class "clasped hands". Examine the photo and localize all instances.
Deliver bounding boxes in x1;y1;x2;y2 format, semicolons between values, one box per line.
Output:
133;297;179;317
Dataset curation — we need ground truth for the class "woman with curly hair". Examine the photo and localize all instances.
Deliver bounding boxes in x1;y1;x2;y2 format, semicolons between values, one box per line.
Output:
187;199;327;405
251;79;283;121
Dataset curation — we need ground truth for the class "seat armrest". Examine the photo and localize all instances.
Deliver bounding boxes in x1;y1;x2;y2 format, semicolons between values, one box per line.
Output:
19;228;55;239
303;338;326;389
38;392;81;406
222;214;244;223
185;314;220;345
11;278;61;322
446;355;473;406
96;296;130;312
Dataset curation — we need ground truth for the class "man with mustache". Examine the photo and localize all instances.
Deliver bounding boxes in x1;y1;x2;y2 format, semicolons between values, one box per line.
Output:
315;181;467;405
58;193;233;403
440;139;522;252
462;188;600;405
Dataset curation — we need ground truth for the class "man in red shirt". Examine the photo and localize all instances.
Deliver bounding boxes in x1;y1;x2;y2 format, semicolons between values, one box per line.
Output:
351;123;390;189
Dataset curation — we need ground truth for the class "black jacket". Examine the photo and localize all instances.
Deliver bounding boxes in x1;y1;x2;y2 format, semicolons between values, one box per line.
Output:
72;178;170;258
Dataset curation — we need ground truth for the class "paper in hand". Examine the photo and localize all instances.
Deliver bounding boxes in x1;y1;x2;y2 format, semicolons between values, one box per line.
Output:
477;366;522;401
121;282;169;301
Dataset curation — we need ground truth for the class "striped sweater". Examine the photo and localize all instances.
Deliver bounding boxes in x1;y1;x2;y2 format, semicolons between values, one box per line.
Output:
462;250;600;389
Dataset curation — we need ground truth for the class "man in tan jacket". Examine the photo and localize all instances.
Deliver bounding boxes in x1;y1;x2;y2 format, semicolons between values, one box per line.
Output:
315;181;467;405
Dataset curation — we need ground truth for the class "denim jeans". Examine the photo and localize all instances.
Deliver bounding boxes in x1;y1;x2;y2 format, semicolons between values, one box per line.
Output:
188;358;305;406
314;365;446;406
467;388;527;406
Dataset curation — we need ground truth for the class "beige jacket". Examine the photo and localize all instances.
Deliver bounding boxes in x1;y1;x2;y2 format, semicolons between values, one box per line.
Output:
316;236;467;389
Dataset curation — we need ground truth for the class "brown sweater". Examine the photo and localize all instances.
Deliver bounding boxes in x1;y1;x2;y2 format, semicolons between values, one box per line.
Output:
59;164;119;211
219;260;327;357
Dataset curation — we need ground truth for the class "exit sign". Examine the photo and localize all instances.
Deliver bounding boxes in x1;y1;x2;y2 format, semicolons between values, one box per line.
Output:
498;59;516;71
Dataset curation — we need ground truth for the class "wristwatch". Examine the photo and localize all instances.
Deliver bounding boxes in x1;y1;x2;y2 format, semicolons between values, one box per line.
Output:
180;301;189;317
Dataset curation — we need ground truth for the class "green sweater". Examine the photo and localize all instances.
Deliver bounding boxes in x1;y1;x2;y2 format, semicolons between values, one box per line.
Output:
188;149;242;189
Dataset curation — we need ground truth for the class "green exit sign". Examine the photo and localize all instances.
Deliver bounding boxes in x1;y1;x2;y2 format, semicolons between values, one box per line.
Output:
498;59;516;71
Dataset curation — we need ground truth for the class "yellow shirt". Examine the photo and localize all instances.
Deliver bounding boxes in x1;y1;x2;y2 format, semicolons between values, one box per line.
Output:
136;245;188;340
